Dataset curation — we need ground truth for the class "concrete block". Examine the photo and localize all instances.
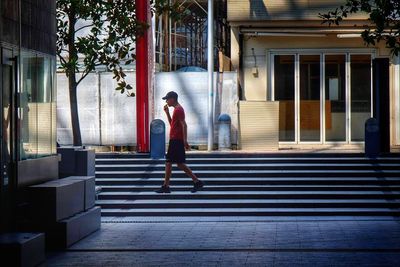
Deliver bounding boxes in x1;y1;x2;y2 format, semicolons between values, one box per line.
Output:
75;149;96;176
63;176;96;210
57;147;76;178
29;179;85;222
0;232;45;267
18;156;59;187
47;206;101;248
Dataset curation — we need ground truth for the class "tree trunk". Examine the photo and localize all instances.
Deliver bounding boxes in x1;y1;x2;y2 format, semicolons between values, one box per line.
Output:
67;11;82;147
68;75;82;146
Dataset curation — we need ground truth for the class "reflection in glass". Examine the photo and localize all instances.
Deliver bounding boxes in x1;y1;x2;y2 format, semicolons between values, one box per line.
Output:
300;55;320;142
37;56;53;157
274;55;295;141
2;66;12;182
20;52;56;159
325;55;346;142
21;53;38;159
51;60;57;155
351;55;371;141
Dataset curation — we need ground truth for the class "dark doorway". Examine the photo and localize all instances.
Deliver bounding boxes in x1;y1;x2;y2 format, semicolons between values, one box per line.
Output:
373;58;390;154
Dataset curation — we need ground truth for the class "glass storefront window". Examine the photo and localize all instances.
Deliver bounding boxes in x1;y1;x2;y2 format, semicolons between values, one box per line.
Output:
51;60;57;155
20;52;56;160
36;56;53;158
350;54;372;142
20;53;38;159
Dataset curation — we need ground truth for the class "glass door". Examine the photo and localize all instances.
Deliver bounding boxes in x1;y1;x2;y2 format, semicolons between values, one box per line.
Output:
325;55;346;142
2;65;12;186
0;51;16;233
274;55;295;142
299;55;321;142
350;54;372;142
272;51;373;145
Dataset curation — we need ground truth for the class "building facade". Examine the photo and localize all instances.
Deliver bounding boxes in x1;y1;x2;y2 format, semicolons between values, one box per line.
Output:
228;0;399;151
0;0;57;232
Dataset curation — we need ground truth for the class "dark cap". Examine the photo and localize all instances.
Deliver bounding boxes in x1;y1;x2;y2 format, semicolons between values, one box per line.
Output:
162;91;178;100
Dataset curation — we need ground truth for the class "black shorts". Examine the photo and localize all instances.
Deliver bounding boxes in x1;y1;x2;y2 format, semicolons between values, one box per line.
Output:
166;139;186;163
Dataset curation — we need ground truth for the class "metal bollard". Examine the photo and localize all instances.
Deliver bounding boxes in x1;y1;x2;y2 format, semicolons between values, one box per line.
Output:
150;119;166;159
218;114;231;150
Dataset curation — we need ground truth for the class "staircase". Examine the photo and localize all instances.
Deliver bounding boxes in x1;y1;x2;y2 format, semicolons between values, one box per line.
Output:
95;153;400;217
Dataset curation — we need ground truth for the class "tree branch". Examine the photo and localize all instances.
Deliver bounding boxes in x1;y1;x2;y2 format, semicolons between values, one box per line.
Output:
59;48;69;53
58;54;67;65
76;71;91;85
75;24;95;33
76;64;101;85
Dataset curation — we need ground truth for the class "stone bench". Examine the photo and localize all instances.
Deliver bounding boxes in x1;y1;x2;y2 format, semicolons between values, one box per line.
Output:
27;176;101;249
62;176;96;211
29;179;85;222
46;206;101;248
58;147;95;178
0;232;45;267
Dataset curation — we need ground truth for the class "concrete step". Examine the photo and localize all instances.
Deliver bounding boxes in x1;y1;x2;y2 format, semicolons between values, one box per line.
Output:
95;169;400;178
97;190;400;200
95;163;400;171
96;199;400;209
96;153;151;159
95;177;400;186
95;153;400;217
98;184;400;192
95;152;400;159
95;157;400;165
100;207;400;216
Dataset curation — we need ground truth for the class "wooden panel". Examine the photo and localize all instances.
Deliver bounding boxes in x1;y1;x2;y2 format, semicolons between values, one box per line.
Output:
279;100;332;130
325;101;332;129
300;101;320;130
239;101;279;151
279;101;294;131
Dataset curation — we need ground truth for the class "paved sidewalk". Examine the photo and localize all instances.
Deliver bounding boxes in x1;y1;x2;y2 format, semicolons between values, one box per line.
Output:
43;217;400;267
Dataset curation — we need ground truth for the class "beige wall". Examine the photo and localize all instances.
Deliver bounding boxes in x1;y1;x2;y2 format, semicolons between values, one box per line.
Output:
238;34;400;150
390;57;400;150
227;0;399;149
230;27;240;70
228;0;367;21
241;35;391;100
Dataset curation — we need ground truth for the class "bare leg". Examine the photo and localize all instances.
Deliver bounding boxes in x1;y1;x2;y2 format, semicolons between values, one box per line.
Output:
177;163;199;182
164;162;172;186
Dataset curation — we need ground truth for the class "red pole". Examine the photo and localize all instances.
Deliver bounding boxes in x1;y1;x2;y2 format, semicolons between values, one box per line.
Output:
136;0;150;152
